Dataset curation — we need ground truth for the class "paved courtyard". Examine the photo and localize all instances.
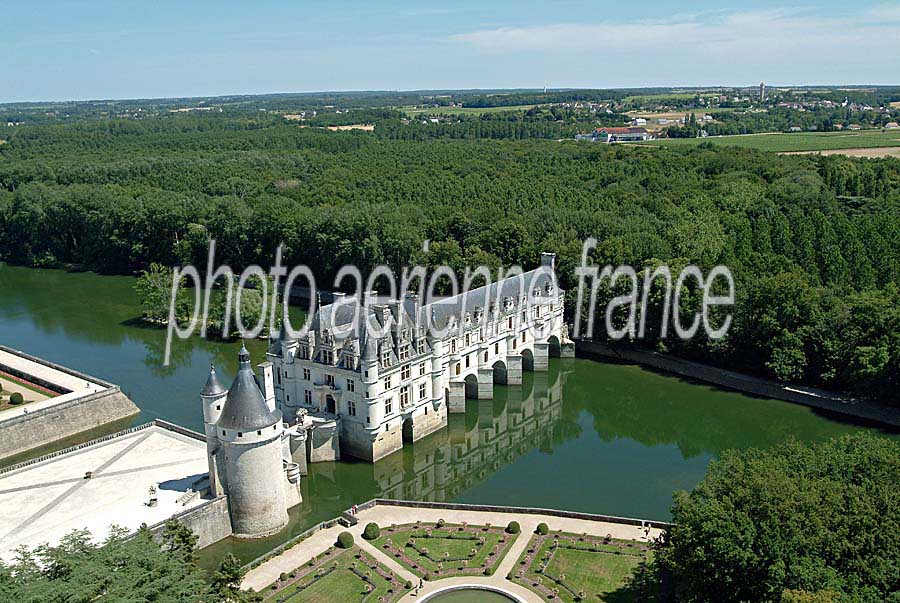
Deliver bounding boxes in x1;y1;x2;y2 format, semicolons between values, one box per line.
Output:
0;425;210;561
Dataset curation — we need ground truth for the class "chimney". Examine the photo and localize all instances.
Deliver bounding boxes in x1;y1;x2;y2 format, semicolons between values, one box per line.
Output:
541;252;556;271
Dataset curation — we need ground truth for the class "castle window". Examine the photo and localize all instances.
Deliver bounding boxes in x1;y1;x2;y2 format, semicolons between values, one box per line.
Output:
451;339;456;353
401;365;411;380
465;333;470;347
400;386;410;408
222;430;226;436
513;339;517;350
216;405;220;410
419;362;426;376
348;400;357;417
325;374;335;387
522;332;526;343
419;382;427;400
300;346;309;360
455;363;460;376
399;345;410;361
508;317;513;329
322;350;334;364
238;432;243;438
257;430;262;436
385;398;393;415
303;368;311;381
277;371;281;385
304;390;312;404
381;351;390;367
483;351;488;362
383;376;391;390
465;355;470;368
416;339;425;354
346;378;355;392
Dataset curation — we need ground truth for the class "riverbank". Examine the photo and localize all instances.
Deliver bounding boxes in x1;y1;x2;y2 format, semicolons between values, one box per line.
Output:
575;340;900;428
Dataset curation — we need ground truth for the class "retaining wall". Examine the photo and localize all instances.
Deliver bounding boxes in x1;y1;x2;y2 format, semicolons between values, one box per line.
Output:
575;339;900;428
147;495;234;550
0;386;140;461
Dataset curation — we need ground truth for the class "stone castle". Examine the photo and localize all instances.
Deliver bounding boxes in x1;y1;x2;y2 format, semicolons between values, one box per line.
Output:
200;345;301;538
265;252;574;465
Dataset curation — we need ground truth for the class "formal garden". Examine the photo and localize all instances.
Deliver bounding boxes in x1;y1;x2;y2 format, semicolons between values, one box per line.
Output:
370;519;520;580
262;535;410;603
509;524;657;602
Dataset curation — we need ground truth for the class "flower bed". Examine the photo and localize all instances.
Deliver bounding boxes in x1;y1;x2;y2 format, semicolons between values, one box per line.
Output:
263;545;407;603
510;530;655;602
372;521;517;580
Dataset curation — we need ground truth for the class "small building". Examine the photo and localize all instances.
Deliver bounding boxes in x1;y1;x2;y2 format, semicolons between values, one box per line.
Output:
789;126;802;132
848;124;862;131
885;122;899;129
595;127;651;143
632;117;647;126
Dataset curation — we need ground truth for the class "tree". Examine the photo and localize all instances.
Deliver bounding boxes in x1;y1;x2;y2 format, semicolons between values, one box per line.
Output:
659;433;900;603
211;553;261;602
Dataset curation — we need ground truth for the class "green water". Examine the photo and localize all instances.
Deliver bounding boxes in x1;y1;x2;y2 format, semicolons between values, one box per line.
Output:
1;264;896;569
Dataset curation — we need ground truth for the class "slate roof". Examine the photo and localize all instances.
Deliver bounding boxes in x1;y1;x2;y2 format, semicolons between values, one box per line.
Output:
216;345;282;431
200;364;227;397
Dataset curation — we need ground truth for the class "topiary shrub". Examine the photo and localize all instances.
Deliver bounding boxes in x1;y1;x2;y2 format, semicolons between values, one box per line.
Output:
536;523;549;535
336;531;354;549
506;521;521;534
483;567;494;576
278;572;288;582
9;392;24;405
405;580;413;589
363;522;381;540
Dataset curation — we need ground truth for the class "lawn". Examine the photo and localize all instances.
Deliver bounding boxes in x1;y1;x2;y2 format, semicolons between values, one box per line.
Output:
372;522;516;579
511;531;656;603
263;545;407;603
638;130;900;153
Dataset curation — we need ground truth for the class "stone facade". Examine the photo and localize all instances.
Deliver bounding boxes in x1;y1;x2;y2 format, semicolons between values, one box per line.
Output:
267;252;574;463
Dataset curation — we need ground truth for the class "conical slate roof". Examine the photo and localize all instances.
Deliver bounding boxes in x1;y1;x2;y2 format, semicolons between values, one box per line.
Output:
216;344;282;432
201;364;227;397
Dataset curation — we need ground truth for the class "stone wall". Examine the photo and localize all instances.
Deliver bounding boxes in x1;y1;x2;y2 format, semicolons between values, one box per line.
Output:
575;339;900;428
0;386;140;461
147;495;233;549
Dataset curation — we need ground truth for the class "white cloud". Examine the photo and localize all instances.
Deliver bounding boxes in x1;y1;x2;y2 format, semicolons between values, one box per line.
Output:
450;9;900;62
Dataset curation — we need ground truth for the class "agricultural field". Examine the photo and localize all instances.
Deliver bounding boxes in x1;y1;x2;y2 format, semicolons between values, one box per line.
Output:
640;130;900;153
510;529;656;602
372;521;517;579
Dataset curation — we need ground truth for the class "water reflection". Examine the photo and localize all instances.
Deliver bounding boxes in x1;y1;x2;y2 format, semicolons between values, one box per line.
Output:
200;366;572;567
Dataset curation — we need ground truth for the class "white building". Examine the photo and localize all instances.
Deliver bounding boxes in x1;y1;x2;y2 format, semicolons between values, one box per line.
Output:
266;253;574;462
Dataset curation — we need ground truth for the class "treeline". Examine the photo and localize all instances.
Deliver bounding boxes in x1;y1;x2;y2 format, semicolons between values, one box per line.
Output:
1;115;900;401
667;107;900;137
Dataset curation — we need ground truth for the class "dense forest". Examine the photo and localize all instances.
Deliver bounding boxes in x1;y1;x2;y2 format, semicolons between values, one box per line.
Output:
1;113;899;402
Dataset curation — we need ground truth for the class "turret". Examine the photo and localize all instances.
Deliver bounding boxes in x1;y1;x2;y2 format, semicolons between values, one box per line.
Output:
215;344;289;538
200;364;227;496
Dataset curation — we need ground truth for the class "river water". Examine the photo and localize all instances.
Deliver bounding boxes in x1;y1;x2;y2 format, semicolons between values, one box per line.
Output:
2;264;895;566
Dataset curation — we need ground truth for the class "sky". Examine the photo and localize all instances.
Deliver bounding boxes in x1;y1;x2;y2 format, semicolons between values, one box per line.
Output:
2;0;900;103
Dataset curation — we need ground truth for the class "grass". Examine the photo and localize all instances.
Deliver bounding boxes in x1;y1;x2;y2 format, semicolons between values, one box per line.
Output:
511;531;656;603
372;522;515;579
263;546;406;603
639;130;900;153
403;105;535;116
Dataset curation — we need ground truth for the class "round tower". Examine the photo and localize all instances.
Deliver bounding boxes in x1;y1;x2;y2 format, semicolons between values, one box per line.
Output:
215;344;289;538
200;364;228;496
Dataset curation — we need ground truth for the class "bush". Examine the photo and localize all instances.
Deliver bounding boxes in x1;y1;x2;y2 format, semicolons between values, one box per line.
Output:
506;521;521;534
278;572;288;582
405;580;413;589
536;523;549;535
363;522;381;540
9;392;24;405
336;531;354;549
483;567;494;576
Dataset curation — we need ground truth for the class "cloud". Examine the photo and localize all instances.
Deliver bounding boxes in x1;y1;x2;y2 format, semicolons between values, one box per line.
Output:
450;9;900;61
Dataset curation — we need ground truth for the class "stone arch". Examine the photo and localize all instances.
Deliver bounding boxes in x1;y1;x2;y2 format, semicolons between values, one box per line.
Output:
464;374;479;399
521;348;535;371
492;359;508;385
548;334;561;357
402;416;415;443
